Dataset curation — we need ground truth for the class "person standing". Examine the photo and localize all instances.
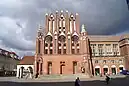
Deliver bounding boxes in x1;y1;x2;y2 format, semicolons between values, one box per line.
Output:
75;77;81;86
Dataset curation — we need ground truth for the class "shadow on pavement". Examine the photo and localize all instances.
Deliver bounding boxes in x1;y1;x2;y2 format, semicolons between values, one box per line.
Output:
0;76;129;86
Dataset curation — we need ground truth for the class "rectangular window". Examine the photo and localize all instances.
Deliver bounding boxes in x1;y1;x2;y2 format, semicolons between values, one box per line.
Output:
111;60;115;63
113;44;118;56
95;60;98;63
106;44;111;56
91;44;96;56
98;44;103;56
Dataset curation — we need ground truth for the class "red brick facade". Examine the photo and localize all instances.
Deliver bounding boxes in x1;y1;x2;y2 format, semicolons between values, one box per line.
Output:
34;10;129;77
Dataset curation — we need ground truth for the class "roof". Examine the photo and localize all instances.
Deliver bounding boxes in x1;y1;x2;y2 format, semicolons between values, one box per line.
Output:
0;48;18;56
19;56;34;65
88;34;129;42
88;35;121;42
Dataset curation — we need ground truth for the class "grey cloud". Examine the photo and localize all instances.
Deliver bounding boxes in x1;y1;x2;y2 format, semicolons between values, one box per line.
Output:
0;0;129;56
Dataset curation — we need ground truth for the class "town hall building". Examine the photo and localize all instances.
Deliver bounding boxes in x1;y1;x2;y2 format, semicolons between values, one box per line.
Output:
17;10;129;78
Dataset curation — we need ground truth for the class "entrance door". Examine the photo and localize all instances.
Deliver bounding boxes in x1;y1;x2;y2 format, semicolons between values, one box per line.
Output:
36;62;39;73
103;68;108;75
111;68;116;75
60;61;65;74
48;62;52;74
73;61;77;74
60;65;63;74
119;67;123;72
95;68;100;76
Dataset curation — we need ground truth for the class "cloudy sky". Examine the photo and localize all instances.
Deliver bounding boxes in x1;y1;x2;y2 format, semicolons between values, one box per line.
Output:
0;0;129;57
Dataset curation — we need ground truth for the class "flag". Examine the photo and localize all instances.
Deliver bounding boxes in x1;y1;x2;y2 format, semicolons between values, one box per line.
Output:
126;0;129;10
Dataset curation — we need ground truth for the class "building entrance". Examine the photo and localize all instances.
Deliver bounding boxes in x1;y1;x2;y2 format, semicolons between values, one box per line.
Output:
103;68;108;75
111;68;116;75
95;68;100;76
60;61;65;74
73;61;77;74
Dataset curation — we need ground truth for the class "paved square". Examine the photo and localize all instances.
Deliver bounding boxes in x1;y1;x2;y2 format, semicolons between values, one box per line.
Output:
0;75;129;86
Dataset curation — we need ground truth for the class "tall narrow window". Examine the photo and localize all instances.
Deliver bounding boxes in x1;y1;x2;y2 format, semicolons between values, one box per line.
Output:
38;41;41;54
63;21;65;27
54;39;56;53
49;21;52;31
106;44;111;56
98;44;103;56
74;21;76;31
70;20;72;33
113;44;118;56
68;39;70;53
91;44;96;56
53;21;55;33
59;21;61;27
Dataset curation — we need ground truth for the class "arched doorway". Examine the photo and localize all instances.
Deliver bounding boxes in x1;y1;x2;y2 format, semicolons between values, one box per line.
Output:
94;66;100;76
73;61;77;74
111;65;117;75
60;61;65;74
119;65;124;72
103;65;108;75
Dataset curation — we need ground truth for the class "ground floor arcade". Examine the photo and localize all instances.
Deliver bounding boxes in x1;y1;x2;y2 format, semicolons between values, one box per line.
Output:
94;65;125;76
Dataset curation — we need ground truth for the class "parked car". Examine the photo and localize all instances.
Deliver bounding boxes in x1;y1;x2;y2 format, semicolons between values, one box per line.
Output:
120;70;129;75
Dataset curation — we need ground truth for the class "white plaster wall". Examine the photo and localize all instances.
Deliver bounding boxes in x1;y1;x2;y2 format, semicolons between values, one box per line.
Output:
16;65;34;77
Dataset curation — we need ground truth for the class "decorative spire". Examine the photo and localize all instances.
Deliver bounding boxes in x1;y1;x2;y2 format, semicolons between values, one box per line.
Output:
81;24;86;33
66;10;68;13
38;24;42;32
76;13;78;15
61;10;63;13
37;24;43;38
45;13;48;16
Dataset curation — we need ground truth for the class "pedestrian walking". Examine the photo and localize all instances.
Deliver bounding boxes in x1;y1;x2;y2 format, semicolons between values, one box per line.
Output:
75;77;81;86
105;75;110;85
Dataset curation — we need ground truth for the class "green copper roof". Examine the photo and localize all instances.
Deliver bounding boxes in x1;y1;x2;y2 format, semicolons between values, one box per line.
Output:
81;24;86;33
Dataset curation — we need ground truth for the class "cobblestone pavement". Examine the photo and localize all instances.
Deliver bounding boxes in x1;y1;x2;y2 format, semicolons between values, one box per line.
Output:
0;75;129;86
